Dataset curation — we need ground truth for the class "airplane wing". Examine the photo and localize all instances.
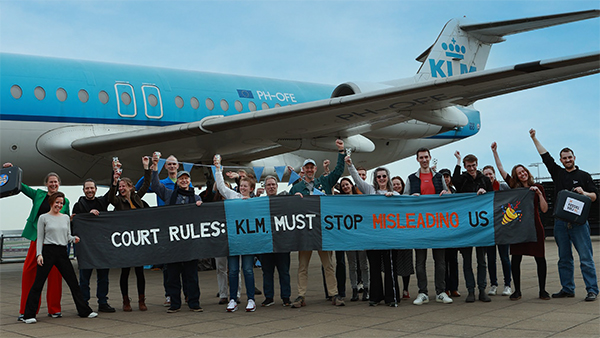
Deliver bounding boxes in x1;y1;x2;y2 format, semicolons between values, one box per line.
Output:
72;52;599;159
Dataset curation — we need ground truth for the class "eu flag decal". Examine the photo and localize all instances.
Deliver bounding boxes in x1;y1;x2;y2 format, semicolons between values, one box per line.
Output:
237;89;254;99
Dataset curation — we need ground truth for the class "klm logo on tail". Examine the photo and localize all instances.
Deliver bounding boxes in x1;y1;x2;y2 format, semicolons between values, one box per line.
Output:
429;38;476;78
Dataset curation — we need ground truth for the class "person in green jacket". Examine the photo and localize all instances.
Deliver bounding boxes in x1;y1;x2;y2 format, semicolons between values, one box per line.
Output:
2;162;69;321
288;139;347;308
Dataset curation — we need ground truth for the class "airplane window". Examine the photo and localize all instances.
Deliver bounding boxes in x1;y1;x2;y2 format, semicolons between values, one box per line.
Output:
34;86;46;101
206;98;215;111
274;103;281;108
78;89;89;103
10;85;22;99
121;92;132;106
234;100;243;112
148;94;158;107
261;102;269;110
56;88;67;102
175;96;184;109
220;99;229;112
190;97;199;109
248;101;257;111
99;90;109;104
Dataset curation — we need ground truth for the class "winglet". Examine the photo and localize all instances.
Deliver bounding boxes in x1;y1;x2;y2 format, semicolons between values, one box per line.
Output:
415;10;599;82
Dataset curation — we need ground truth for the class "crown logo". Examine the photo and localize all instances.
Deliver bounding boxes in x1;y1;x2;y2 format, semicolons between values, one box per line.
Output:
441;38;465;60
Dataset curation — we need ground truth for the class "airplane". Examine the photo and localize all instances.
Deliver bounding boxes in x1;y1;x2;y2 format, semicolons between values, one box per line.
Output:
1;10;599;187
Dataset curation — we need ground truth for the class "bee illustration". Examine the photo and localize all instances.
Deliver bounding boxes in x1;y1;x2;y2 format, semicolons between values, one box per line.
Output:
501;202;522;225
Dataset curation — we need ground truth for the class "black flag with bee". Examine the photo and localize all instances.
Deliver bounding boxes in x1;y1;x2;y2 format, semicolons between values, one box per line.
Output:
493;188;537;245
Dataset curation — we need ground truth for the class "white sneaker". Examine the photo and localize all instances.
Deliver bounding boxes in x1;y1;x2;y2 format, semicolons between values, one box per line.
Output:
436;293;453;304
24;318;37;324
226;299;238;312
246;299;256;312
87;312;98;318
163;296;171;307
502;286;512;296
488;285;498;295
412;293;429;305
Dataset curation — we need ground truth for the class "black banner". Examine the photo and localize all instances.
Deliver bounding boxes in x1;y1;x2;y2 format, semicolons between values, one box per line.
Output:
74;190;536;269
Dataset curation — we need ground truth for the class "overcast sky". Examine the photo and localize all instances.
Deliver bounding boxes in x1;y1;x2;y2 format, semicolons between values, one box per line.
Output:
1;0;598;230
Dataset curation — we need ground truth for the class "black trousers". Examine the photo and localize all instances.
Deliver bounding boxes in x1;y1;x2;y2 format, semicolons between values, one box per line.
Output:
24;245;93;319
166;260;201;309
367;250;400;304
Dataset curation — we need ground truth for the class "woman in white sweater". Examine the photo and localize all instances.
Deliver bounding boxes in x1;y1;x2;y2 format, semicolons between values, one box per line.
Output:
346;156;401;307
23;192;97;323
213;155;257;313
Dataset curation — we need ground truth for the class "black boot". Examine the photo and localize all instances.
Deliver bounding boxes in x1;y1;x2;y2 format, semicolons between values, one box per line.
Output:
351;288;359;301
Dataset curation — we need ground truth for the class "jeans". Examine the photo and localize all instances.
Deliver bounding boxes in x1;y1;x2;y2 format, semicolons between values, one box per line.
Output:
228;255;255;301
460;247;487;292
347;250;369;289
486;244;511;287
554;219;599;294
260;253;291;300
415;248;446;295
166;260;200;309
79;268;110;304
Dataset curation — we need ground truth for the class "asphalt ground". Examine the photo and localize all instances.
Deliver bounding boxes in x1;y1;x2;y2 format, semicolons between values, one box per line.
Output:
1;238;599;337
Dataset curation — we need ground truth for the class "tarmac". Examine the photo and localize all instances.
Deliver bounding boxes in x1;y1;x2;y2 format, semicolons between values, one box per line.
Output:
1;238;599;338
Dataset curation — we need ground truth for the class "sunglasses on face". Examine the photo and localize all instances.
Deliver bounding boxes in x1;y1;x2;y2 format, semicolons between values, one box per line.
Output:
377;175;387;179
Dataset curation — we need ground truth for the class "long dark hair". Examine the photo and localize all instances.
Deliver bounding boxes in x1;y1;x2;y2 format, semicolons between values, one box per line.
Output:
338;177;360;195
391;176;405;194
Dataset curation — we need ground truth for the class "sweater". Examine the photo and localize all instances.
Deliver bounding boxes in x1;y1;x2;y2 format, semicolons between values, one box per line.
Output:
36;213;77;255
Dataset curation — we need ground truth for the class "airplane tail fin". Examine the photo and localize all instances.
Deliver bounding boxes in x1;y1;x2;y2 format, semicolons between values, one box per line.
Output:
414;10;599;82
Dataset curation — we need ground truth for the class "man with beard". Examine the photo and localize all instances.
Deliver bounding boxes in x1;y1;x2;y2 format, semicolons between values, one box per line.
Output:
72;179;115;313
530;129;598;301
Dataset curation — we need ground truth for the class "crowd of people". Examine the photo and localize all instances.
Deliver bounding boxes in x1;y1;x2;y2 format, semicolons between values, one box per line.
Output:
3;129;598;323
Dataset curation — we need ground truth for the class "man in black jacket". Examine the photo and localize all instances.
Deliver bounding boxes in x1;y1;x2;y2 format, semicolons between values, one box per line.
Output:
452;151;493;303
530;129;598;301
404;148;452;306
72;179;115;313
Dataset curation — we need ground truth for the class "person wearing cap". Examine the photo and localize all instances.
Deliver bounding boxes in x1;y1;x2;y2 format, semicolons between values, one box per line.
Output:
439;169;456;194
135;154;191;307
151;152;203;313
289;138;347;308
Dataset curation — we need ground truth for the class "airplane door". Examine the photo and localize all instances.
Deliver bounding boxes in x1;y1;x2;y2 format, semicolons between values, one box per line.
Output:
115;83;137;117
142;85;163;119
